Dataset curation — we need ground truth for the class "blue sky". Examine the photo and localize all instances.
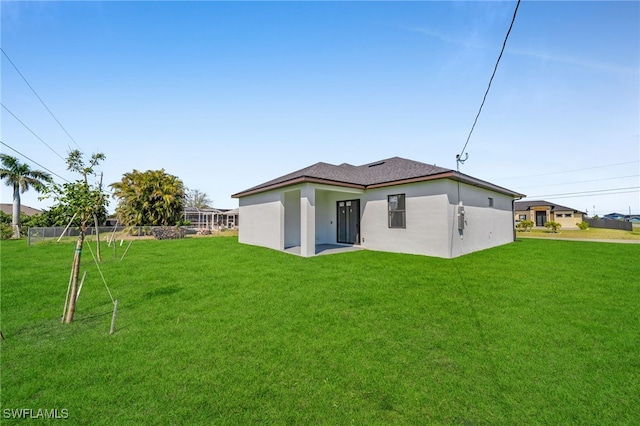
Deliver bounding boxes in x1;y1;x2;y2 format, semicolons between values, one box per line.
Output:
1;1;638;216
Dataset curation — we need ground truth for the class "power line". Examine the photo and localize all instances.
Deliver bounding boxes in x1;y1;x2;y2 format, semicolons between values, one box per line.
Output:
494;160;640;181
0;140;70;183
1;48;82;150
528;186;639;198
516;174;639;190
457;0;521;168
532;190;638;201
1;103;66;161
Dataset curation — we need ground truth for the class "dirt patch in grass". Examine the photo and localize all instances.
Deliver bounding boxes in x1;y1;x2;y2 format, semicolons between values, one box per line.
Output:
517;227;640;240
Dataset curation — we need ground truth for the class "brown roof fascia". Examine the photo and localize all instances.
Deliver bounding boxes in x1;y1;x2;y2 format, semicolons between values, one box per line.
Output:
231;176;365;198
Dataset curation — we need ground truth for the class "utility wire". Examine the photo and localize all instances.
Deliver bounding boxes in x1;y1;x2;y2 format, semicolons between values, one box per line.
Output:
528;186;639;198
516;174;639;190
493;160;640;181
457;0;521;164
0;140;70;183
1;103;66;161
531;190;638;200
1;48;82;150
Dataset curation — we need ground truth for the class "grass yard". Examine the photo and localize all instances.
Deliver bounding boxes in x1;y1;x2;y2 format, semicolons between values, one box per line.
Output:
1;237;638;424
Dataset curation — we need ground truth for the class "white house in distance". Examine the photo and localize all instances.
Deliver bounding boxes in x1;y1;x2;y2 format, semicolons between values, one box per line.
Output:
232;157;524;258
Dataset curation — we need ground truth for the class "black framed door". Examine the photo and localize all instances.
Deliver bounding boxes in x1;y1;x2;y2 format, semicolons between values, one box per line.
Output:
535;211;547;227
337;199;360;244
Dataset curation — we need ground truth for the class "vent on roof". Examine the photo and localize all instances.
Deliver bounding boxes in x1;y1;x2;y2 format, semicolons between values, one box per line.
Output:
368;161;385;167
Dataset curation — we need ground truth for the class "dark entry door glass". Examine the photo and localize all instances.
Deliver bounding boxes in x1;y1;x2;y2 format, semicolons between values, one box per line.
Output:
536;211;547;227
337;199;360;244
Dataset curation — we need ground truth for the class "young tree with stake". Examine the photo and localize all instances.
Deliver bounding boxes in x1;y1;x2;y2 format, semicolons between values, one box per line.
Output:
47;150;107;323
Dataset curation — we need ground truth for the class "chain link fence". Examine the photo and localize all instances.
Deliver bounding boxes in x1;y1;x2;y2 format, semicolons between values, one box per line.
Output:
27;226;162;245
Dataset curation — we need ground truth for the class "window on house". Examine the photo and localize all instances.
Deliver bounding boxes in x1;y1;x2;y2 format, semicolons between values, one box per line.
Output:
519;214;527;220
388;194;406;228
488;197;494;207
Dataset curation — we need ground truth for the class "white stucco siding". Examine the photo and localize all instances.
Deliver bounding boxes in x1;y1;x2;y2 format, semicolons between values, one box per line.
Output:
314;190;334;244
284;190;301;248
361;181;452;258
451;183;516;257
238;190;284;251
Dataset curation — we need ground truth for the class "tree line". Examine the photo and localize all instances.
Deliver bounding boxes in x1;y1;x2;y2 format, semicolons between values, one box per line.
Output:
1;151;212;239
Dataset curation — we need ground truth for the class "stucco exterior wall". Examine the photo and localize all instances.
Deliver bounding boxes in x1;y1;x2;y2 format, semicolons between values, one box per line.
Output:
360;181;453;258
284;189;301;248
238;179;517;258
553;210;581;229
451;182;516;257
238;190;284;251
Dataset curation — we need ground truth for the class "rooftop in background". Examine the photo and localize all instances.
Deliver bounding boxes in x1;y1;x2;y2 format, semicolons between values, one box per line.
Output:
515;200;586;214
0;203;42;216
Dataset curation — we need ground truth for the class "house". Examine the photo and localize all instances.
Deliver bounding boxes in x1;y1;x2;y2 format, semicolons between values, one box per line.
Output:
183;207;239;229
603;213;625;221
0;203;42;216
514;200;586;229
232;157;524;258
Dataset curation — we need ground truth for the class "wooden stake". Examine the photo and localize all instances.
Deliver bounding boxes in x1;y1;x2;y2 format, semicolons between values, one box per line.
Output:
120;240;133;261
57;213;77;243
62;265;74;322
109;299;119;335
76;271;87;302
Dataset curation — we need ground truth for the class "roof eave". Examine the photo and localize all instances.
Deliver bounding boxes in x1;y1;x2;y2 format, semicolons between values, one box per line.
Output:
233;170;524;199
232;176;365;198
367;171;525;198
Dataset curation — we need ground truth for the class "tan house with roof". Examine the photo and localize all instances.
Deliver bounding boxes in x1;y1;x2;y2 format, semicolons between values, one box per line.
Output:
514;200;586;229
232;157;524;258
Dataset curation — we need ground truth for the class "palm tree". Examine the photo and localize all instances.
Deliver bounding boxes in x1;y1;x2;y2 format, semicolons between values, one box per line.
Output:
0;154;52;238
110;169;185;226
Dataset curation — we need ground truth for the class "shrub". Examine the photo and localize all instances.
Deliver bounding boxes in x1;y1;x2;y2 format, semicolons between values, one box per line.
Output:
545;221;562;233
516;220;534;232
577;221;589;230
1;224;14;240
152;226;186;240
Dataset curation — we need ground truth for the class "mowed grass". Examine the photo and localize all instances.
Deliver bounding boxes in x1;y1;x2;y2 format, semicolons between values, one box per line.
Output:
1;237;638;424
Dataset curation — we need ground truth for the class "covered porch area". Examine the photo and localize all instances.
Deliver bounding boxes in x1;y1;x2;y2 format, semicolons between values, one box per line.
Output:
283;183;364;257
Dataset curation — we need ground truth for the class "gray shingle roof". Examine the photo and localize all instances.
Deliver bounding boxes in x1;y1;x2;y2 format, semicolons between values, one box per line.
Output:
233;157;523;198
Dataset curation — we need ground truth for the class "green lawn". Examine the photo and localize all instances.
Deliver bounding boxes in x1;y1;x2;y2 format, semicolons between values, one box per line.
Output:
1;237;638;424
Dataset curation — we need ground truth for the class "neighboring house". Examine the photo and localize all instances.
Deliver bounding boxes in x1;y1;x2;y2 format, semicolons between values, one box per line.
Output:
232;157;524;258
183;207;239;229
514;200;586;229
0;203;42;216
603;213;625;221
603;213;640;223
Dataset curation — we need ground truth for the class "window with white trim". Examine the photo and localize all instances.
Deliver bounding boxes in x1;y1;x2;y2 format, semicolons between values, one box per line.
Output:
388;194;406;228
